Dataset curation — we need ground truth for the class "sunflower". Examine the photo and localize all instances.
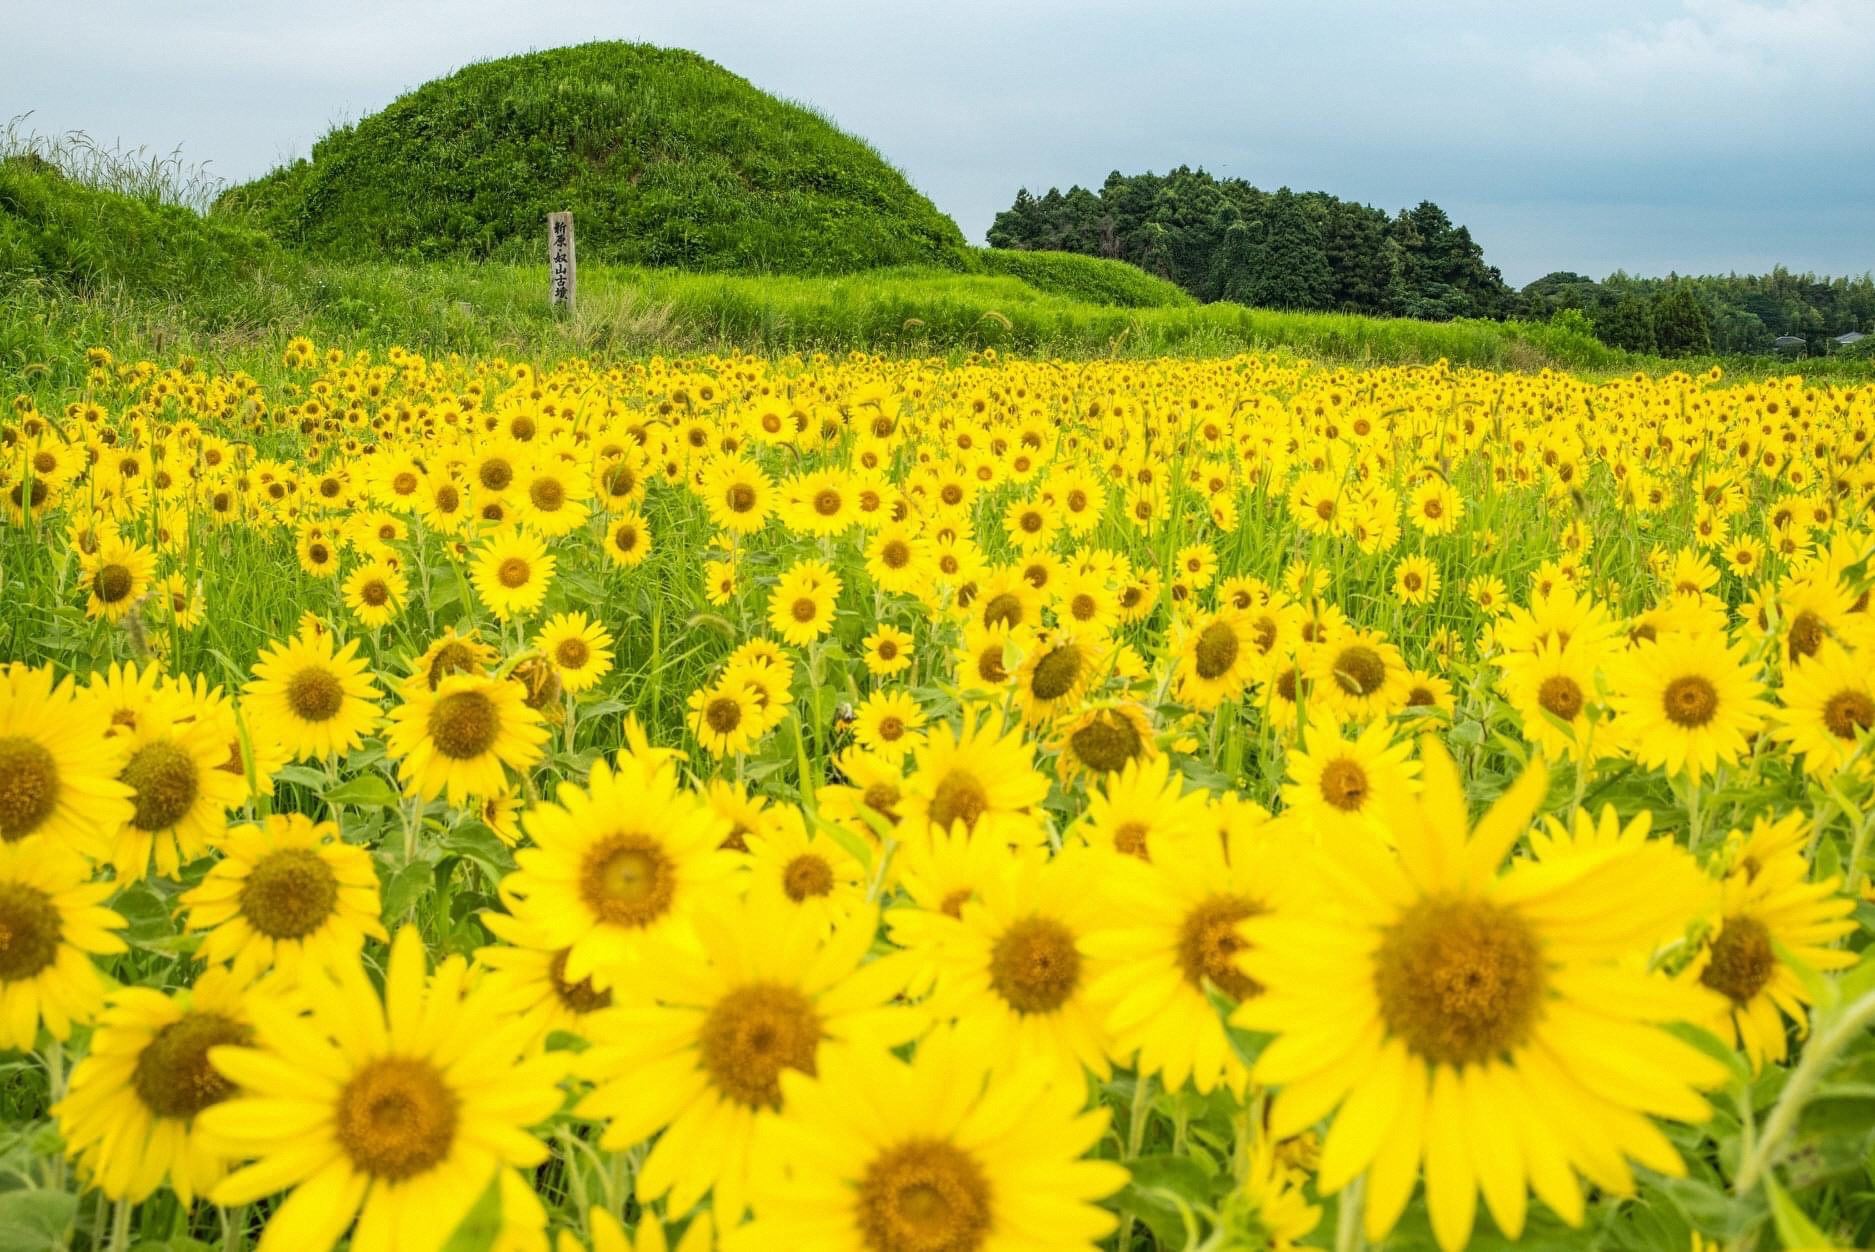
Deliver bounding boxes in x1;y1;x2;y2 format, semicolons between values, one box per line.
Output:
385;673;547;805
861;625;914;678
516;458;591;537
1012;628;1108;726
955;619;1022;695
576;893;917;1226
1176;610;1255;711
1684;811;1856;1070
503;750;738;990
1223;1140;1323;1250
1394;555;1441;606
1305;626;1410;725
1769;639;1875;778
556;1208;713;1252
342;560;407;629
919;847;1117;1081
79;535;156;622
731;1028;1126;1251
1277;714;1419;841
474;908;615;1044
245;629;382;762
817;748;911;852
688;681;763;758
0;663;131;856
602;511;653;568
535;612;616;695
1497;638;1613;763
744;808;871;931
1050;701;1156;784
471;526;556;622
1400;670;1456;720
702;558;737;606
0;837;126;1050
901;714;1050;844
54;967;254;1204
850;688;926;761
1074;751;1209;861
702;454;775;536
1608;630;1771;781
108;699;245;880
767;558;841;647
1236;741;1726;1251
296;529;341;578
201;928;568;1252
403;627;500;697
972;565;1045;634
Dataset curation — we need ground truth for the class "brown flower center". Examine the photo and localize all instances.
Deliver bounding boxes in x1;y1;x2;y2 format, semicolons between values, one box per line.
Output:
284;667;345;722
988;917;1082;1014
980;594;1023;630
783;854;835;901
1175;895;1263;1001
528;476;566;511
926;772;989;834
0;882;62;981
133;1012;250;1119
1331;645;1387;697
95;563;134;603
428;690;501;760
726;483;757;513
336;1057;459;1181
239;847;341;939
1374;895;1545;1066
699;984;821;1109
579;834;675;927
0;736;59;842
1318;758;1369;812
497;557;531;589
555;637;591;670
1067;712;1144;775
1538;675;1584;721
1787;610;1825;661
122;739;201;832
1699;916;1774;1006
1662;675;1719;728
1194;621;1240;681
547;948;612;1014
1823;690;1875;741
706;696;743;735
858;1139;992;1252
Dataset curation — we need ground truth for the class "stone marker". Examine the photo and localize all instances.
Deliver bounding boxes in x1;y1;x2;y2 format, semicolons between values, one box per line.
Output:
548;212;576;313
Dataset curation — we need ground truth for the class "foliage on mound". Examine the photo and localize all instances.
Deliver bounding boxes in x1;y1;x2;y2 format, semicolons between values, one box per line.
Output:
962;248;1193;308
1;156;273;299
215;42;966;273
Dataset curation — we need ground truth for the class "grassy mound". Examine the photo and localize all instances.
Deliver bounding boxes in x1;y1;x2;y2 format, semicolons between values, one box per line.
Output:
963;249;1193;308
1;155;273;299
216;42;966;273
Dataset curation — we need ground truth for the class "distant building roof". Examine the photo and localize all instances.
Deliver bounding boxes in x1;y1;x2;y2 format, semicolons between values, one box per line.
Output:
1835;331;1867;344
1774;336;1807;348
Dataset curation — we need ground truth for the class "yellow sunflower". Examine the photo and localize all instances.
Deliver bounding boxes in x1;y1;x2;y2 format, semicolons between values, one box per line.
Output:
0;663;131;856
471;526;556;622
767;557;841;647
850;687;927;761
687;681;763;758
342;560;407;629
1278;714;1419;841
1769;639;1874;778
54;966;254;1204
901;714;1051;844
861;625;914;678
202;928;568;1252
1074;751;1210;861
1305;626;1411;725
744;806;871;931
1236;741;1726;1251
1608;630;1771;781
385;673;547;805
245;629;382;762
576;893;917;1225
1685;811;1856;1070
79;535;156;622
731;1028;1127;1251
179;813;387;985
534;612;615;695
1012;627;1109;725
503;750;739;990
109;698;246;880
1176;610;1255;711
402;627;500;698
474;908;615;1045
0;837;126;1050
1498;638;1612;763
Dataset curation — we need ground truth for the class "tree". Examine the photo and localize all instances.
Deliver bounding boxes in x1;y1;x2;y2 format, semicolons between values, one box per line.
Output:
1601;296;1657;353
1651;286;1714;355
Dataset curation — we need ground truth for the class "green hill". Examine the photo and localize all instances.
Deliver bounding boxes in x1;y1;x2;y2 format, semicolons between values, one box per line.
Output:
215;42;966;274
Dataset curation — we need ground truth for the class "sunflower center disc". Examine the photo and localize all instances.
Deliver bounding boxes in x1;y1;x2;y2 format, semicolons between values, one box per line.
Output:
96;563;134;602
336;1057;460;1181
926;772;988;834
285;668;345;722
1194;621;1240;680
122;739;201;832
1823;690;1875;741
547;948;612;1014
980;594;1022;629
0;736;60;841
1538;675;1584;721
1374;894;1545;1066
1176;895;1263;1001
1068;713;1142;775
133;1011;250;1118
1318;758;1370;812
240;847;341;939
1661;675;1719;728
580;834;675;927
427;690;501;760
1332;645;1387;696
858;1138;992;1252
699;983;821;1108
554;638;590;669
1699;916;1775;1005
1028;645;1084;702
989;916;1082;1014
497;557;531;589
0;882;62;980
783;854;835;901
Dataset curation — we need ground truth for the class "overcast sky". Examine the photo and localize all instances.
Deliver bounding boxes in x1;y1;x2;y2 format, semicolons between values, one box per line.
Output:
8;0;1871;286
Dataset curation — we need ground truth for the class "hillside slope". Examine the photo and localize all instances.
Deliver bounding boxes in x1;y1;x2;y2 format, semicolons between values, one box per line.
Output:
214;42;966;274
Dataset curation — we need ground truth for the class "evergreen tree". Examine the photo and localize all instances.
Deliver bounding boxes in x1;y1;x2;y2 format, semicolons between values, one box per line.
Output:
1651;286;1714;355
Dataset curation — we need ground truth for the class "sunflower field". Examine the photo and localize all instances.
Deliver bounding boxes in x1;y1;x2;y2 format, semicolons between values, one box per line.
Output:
1;341;1873;1252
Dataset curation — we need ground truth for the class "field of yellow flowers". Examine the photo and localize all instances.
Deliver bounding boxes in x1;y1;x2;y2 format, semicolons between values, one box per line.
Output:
1;342;1873;1252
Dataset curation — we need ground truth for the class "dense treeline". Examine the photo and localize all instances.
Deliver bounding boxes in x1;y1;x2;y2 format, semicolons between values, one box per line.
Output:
988;168;1514;321
1522;269;1875;357
988;168;1874;356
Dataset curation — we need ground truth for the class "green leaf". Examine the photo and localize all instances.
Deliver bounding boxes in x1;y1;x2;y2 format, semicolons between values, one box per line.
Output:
1662;1020;1750;1089
1128;1152;1219;1202
324;771;400;808
440;1175;502;1252
0;1190;77;1252
275;764;331;791
1763;1173;1835;1249
440;822;517;884
1644;1172;1768;1239
382;861;435;920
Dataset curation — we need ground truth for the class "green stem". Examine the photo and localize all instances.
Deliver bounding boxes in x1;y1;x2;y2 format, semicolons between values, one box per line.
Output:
1734;988;1875;1193
1337;1175;1367;1252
